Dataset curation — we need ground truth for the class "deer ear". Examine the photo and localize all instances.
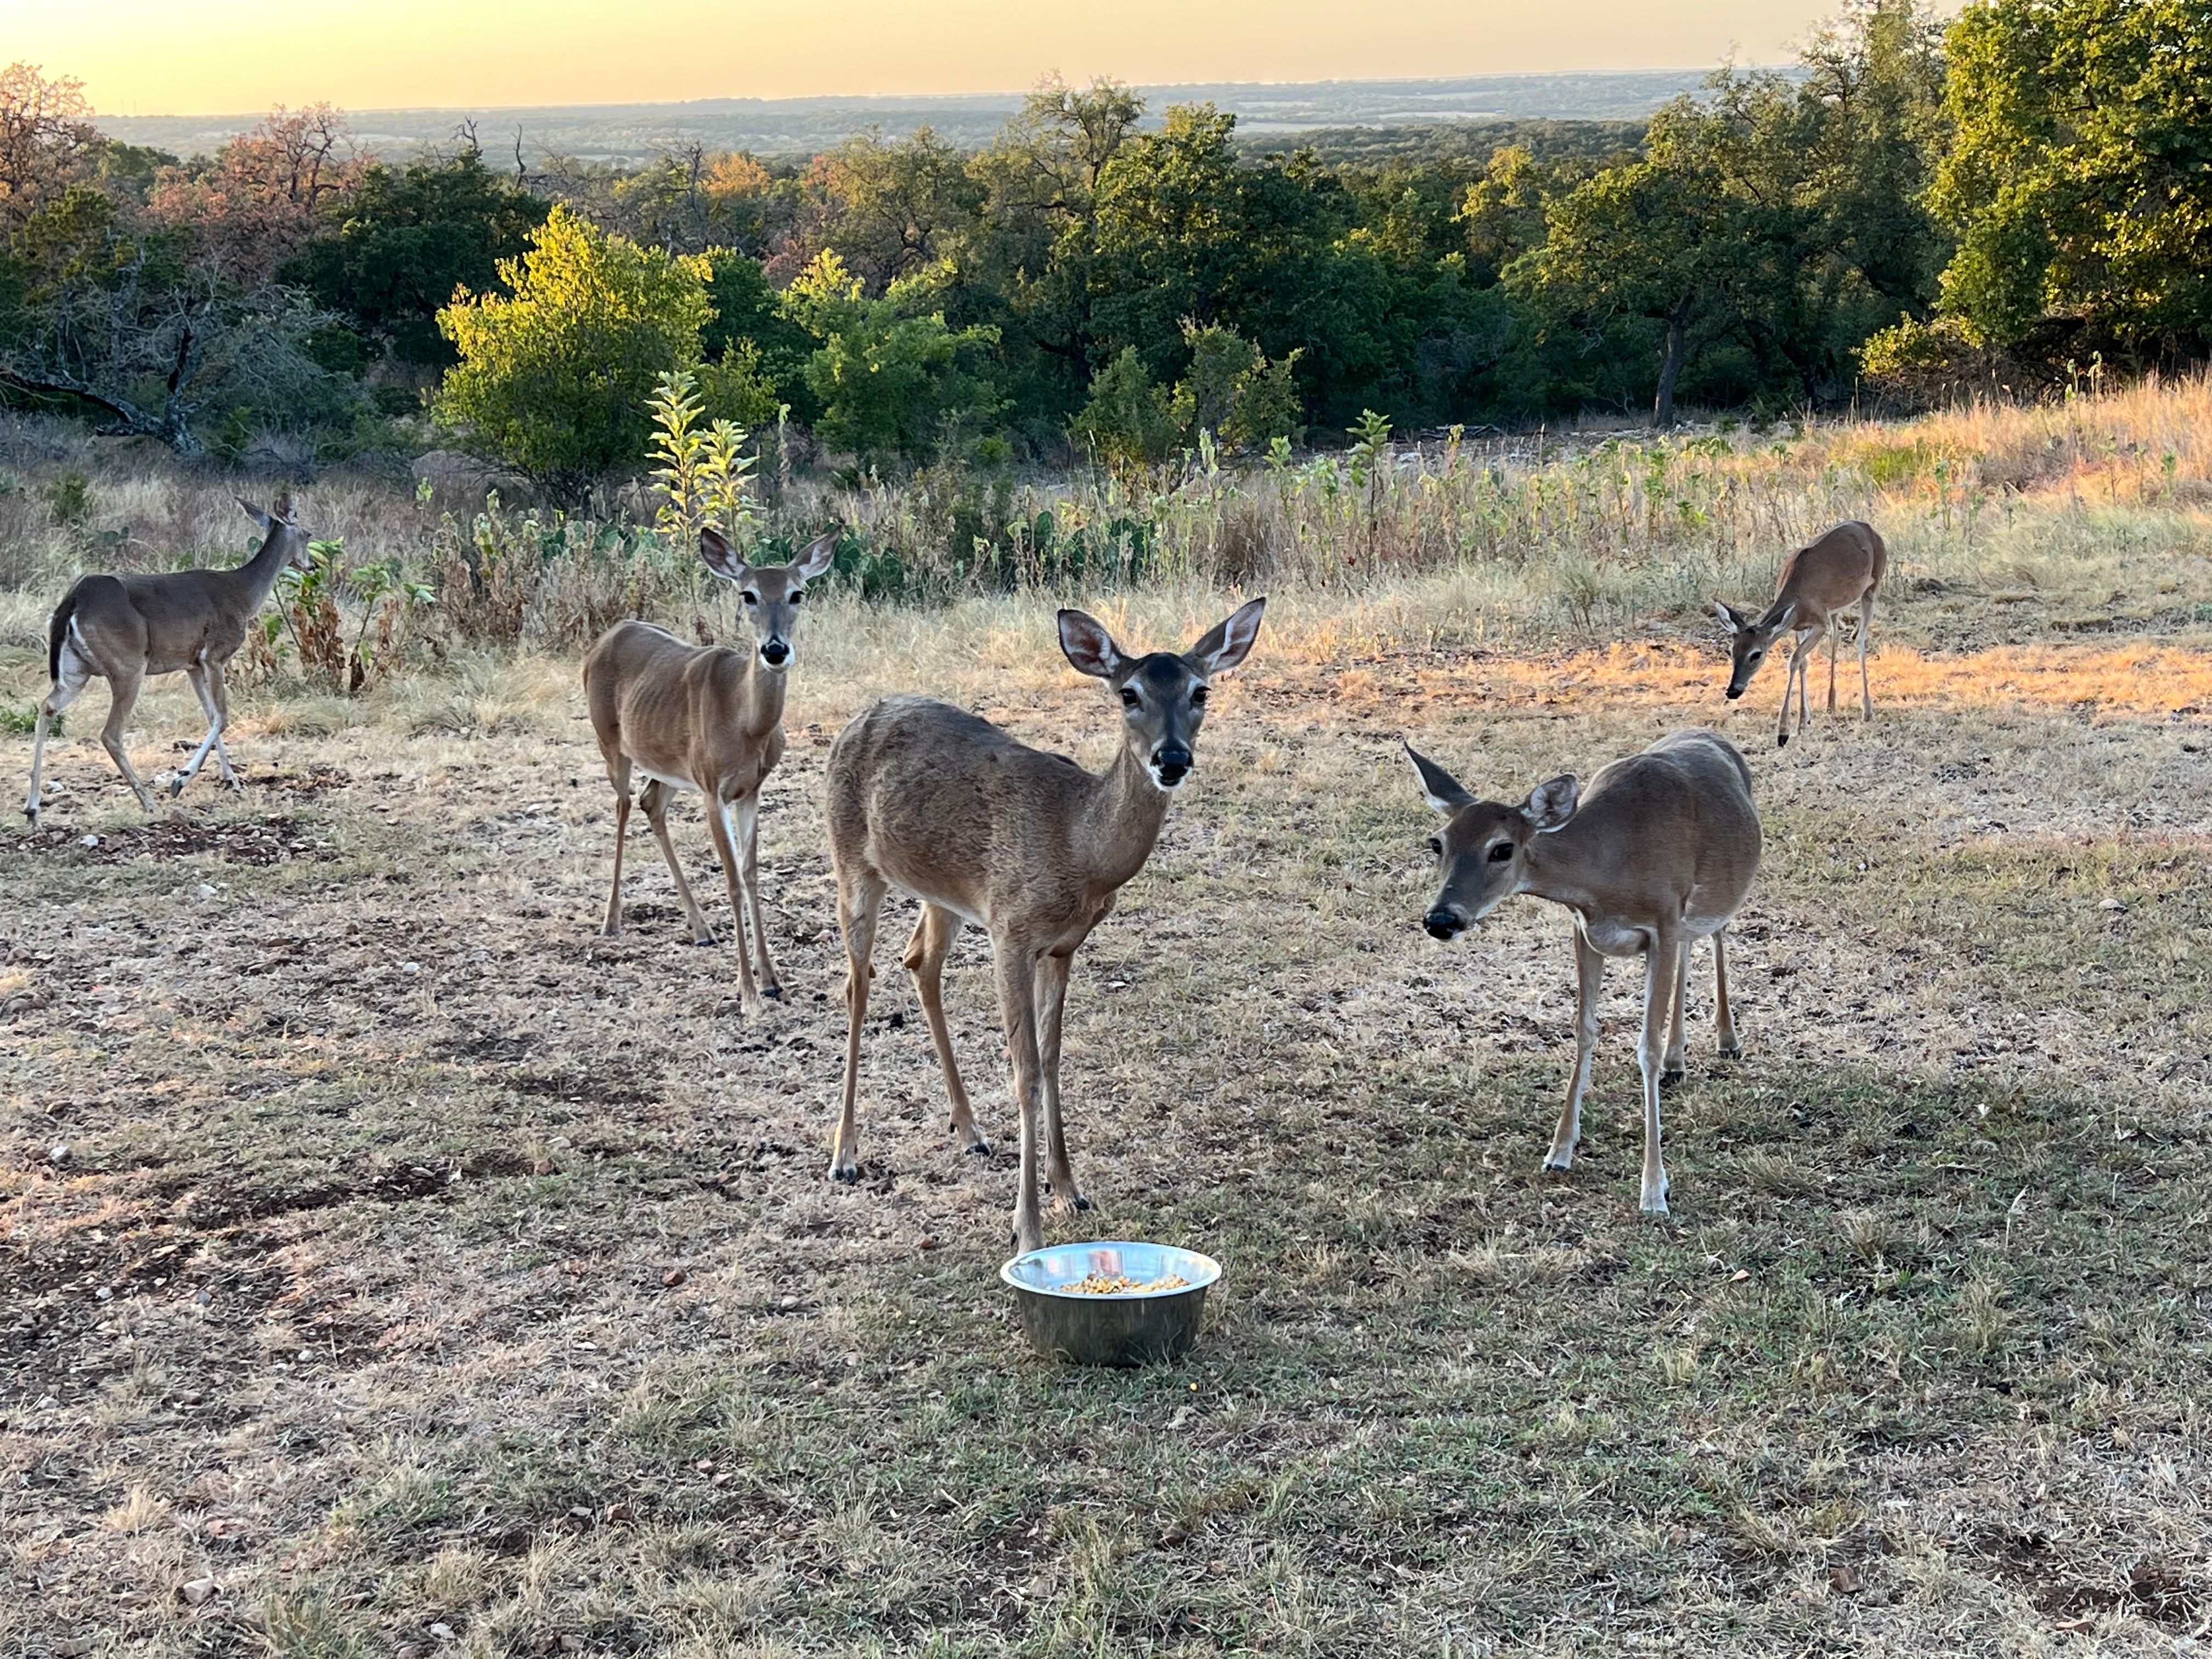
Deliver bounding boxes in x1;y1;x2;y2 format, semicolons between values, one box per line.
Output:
1186;595;1266;676
1773;600;1799;631
1058;610;1122;679
792;530;838;583
239;499;274;534
1713;600;1744;633
1525;774;1579;831
699;527;747;583
1404;741;1474;815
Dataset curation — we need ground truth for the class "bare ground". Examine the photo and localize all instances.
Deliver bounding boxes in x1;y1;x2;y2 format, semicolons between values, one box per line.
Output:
3;624;2210;1657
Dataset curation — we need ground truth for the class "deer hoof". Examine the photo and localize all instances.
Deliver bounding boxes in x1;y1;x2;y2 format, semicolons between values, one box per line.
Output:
1776;732;1790;750
167;776;184;798
1542;1153;1573;1173
830;1161;860;1185
1660;1067;1685;1088
957;1133;994;1159
760;984;783;1001
1718;1041;1743;1060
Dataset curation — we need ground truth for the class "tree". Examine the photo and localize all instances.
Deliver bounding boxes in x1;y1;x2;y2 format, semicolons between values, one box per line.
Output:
1923;0;2212;358
0;187;351;453
813;128;983;292
0;64;101;233
148;106;363;285
433;205;712;503
282;149;548;369
1071;346;1180;474
780;250;1000;466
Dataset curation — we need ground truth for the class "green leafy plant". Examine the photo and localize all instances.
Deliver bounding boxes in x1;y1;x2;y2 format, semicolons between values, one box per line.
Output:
647;368;757;546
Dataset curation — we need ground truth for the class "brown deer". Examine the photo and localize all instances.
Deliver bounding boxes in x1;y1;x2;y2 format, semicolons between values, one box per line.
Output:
583;528;837;1014
1714;520;1887;747
825;597;1266;1252
1408;728;1762;1214
25;498;311;826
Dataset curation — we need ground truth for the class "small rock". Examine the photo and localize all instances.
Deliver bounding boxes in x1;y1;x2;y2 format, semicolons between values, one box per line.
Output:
662;1268;686;1288
559;1638;585;1654
604;1502;635;1523
196;883;217;898
48;1144;71;1165
396;1647;422;1659
776;1294;800;1312
178;1577;218;1605
36;1394;58;1409
80;834;99;849
1829;1563;1863;1594
427;1623;456;1641
918;1235;941;1251
2098;897;2127;912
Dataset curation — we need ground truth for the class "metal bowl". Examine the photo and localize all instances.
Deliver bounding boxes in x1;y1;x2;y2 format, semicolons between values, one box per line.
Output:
1001;1240;1221;1367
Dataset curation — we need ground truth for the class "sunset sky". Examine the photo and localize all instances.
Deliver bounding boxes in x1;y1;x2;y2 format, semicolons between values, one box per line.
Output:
16;0;1848;115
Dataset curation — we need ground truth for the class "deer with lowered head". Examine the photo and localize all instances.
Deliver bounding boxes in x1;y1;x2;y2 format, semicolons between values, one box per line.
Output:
825;596;1266;1252
1407;728;1761;1214
582;528;837;1015
25;496;312;826
1714;519;1887;748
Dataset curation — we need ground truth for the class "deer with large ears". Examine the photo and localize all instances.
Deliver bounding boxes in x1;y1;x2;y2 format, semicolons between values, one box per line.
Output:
1714;520;1887;748
25;496;312;825
825;596;1267;1253
582;528;838;1014
1406;728;1761;1215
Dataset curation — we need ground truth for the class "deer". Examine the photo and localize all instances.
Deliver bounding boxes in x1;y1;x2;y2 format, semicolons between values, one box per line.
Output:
825;596;1267;1253
1406;728;1762;1215
25;496;312;827
582;528;837;1015
1713;520;1888;748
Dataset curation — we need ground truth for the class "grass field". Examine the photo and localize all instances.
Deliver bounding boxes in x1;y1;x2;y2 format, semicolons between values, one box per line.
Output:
3;528;2210;1658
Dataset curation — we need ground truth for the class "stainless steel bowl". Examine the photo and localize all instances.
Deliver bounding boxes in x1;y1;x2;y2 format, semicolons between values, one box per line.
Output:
1001;1240;1222;1367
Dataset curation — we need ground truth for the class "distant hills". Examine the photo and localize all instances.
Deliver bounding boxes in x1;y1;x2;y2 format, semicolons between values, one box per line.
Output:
95;70;1745;163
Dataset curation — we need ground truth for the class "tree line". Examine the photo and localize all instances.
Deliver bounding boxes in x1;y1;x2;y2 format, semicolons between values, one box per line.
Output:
2;0;2208;501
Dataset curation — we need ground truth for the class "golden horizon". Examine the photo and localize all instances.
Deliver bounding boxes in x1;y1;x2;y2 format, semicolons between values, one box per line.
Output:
15;1;1848;120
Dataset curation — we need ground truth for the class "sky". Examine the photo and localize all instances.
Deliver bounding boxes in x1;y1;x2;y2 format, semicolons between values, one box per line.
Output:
8;0;1848;116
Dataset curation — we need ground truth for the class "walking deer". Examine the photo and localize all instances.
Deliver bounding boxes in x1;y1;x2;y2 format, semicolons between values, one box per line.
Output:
582;529;837;1014
25;498;311;826
1407;728;1761;1214
826;597;1266;1252
1714;520;1887;747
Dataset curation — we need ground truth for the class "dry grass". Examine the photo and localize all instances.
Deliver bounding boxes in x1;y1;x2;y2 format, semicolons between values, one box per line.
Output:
2;386;2211;1655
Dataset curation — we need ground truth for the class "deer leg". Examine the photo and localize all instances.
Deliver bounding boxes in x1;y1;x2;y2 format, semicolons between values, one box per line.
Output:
1858;588;1876;719
98;669;157;814
1713;928;1741;1059
1826;621;1840;712
732;797;782;1000
903;904;987;1156
173;664;224;797
992;941;1048;1255
204;661;240;788
830;871;887;1183
25;653;93;825
705;795;763;1014
1546;926;1605;1171
1637;932;1683;1215
601;755;632;936
1662;935;1688;1085
640;781;715;945
1035;947;1087;1217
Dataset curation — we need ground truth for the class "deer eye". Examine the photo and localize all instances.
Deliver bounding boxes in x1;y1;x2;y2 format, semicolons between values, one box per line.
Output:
1190;686;1209;707
742;591;758;606
1747;648;1760;661
1119;687;1139;709
1487;842;1514;862
1426;836;1443;857
788;589;803;605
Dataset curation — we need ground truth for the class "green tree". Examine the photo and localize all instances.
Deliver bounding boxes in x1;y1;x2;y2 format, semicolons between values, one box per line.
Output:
433;205;711;503
1071;345;1180;474
780;250;1001;466
1925;0;2212;357
283;149;548;369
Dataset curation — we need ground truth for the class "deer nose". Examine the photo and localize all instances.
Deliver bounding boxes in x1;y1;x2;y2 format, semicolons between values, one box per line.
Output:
1423;910;1464;941
760;639;790;667
1153;744;1192;782
1724;686;1742;700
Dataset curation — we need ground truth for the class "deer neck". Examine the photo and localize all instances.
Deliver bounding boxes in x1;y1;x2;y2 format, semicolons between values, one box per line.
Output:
1074;742;1175;893
730;652;790;741
1520;826;1602;921
233;529;296;609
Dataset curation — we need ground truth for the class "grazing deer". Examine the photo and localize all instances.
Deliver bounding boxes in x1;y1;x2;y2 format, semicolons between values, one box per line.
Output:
1714;520;1887;748
25;498;311;826
826;597;1266;1252
1407;728;1761;1215
582;529;837;1014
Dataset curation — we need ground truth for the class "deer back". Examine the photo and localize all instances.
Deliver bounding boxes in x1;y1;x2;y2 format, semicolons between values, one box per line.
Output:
585;620;785;798
827;695;1149;939
1541;730;1761;928
1773;521;1886;622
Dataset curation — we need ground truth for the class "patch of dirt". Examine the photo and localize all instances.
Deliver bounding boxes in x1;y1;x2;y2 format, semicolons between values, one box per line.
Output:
157;1151;543;1227
505;1068;664;1107
9;814;336;865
